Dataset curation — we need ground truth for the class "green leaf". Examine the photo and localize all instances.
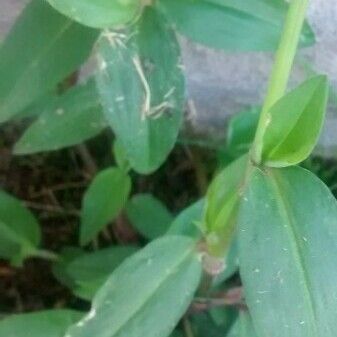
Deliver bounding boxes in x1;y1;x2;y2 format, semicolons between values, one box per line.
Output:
228;312;258;337
66;236;202;337
14;80;107;155
226;107;260;158
204;155;248;257
14;92;57;121
73;280;104;302
80;168;131;245
0;0;98;123
261;75;329;167
0;191;41;262
68;246;138;284
212;239;238;286
126;194;173;240
0;310;82;337
157;0;314;52
46;0;141;29
218;107;260;167
67;246;138;300
113;140;130;173
53;246;138;300
205;156;248;233
191;310;236;337
239;166;337;337
167;199;238;284
96;7;184;174
170;331;184;337
52;247;84;290
167;199;205;239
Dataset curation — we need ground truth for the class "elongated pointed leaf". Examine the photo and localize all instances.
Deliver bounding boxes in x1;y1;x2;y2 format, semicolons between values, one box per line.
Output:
167;199;238;284
96;7;184;174
228;312;258;337
46;0;141;29
80;168;131;245
261;75;329;167
113;140;130;172
14;80;107;154
170;331;184;337
68;246;138;283
218;108;259;167
167;199;205;239
53;247;138;300
205;155;248;233
52;247;84;290
239;166;337;337
226;107;260;157
66;236;202;337
14;92;57;121
0;0;98;123
212;239;238;286
191;310;236;337
0;191;41;262
0;310;82;337
67;246;138;300
126;194;173;239
204;155;248;257
158;0;314;52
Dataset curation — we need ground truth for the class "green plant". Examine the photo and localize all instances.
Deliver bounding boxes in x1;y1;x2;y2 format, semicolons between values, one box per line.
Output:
0;0;334;337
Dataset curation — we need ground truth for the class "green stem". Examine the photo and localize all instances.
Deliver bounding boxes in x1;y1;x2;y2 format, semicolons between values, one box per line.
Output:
183;317;194;337
252;0;310;164
32;249;59;262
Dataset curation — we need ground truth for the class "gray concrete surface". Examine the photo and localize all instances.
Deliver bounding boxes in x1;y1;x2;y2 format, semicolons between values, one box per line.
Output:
1;0;337;155
182;0;337;134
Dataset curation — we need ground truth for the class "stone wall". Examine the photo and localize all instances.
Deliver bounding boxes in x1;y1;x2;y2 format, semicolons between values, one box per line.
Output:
1;0;337;155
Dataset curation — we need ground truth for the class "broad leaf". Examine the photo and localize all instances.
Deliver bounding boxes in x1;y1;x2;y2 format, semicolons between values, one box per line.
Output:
0;191;41;262
158;0;314;52
167;199;205;239
0;310;82;337
66;246;138;300
126;194;173;239
96;7;184;174
261;75;329;167
0;0;98;123
66;236;202;337
80;168;131;245
46;0;141;29
239;166;337;337
228;312;258;337
14;80;107;155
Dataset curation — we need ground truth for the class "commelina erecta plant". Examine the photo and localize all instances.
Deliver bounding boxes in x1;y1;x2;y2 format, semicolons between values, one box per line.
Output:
0;0;335;337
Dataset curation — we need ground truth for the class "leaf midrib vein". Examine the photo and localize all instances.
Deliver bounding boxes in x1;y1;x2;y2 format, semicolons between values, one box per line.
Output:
267;83;321;159
109;244;196;337
206;0;284;28
269;169;319;337
2;18;75;114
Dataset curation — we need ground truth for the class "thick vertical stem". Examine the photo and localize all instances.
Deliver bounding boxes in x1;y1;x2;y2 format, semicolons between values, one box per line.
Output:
252;0;310;164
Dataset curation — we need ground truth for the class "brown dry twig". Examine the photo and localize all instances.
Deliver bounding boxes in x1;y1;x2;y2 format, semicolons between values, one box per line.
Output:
189;287;247;314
